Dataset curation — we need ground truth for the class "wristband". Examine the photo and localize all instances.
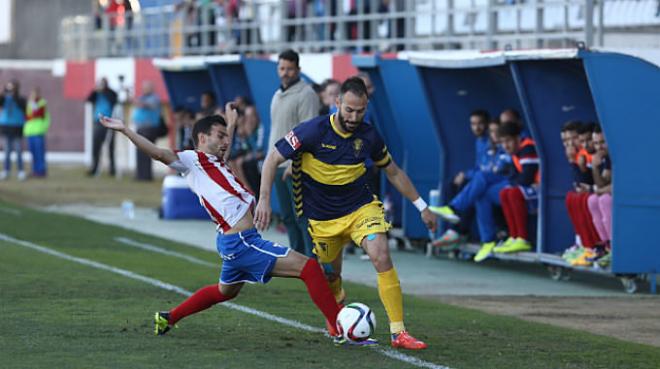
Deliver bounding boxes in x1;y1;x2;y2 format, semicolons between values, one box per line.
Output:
412;197;428;212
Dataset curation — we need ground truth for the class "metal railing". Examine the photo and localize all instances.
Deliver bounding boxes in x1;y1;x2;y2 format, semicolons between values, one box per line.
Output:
60;0;660;59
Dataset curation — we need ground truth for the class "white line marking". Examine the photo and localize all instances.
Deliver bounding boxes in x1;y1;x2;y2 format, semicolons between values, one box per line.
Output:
0;207;22;216
0;233;453;369
114;237;217;268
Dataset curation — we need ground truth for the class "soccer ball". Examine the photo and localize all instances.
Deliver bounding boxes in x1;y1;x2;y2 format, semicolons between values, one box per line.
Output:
336;302;376;342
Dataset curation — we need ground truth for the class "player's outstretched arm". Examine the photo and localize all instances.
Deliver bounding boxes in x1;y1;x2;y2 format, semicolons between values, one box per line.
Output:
254;148;287;230
222;102;238;162
384;161;437;232
99;115;178;165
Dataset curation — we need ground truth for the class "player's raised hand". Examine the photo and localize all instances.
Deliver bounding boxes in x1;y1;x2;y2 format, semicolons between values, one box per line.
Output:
225;102;238;127
254;198;272;231
98;115;126;131
421;208;437;232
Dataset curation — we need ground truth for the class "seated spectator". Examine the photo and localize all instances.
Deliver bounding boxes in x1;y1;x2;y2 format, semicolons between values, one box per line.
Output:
233;95;251;112
586;124;612;267
429;109;491;242
563;121;603;266
492;121;540;254
499;108;530;138
432;118;513;262
196;91;218;119
575;121;597;187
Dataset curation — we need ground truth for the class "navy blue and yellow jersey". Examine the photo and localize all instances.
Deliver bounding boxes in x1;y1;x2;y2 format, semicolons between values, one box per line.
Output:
275;114;392;221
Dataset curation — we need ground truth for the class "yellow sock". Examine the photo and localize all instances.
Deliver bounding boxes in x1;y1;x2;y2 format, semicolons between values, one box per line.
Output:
328;278;346;304
377;268;405;334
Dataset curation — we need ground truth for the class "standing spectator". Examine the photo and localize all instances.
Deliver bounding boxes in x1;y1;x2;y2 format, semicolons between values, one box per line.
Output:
23;87;50;178
268;49;320;257
87;77;118;176
321;79;340;115
286;1;307;42
131;81;162;181
240;104;266;195
0;80;27;181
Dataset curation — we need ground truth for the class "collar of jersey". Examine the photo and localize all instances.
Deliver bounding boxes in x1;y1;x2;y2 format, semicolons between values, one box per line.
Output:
330;114;352;139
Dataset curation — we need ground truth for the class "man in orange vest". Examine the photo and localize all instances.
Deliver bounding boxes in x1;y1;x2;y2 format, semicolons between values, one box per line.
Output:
493;121;540;254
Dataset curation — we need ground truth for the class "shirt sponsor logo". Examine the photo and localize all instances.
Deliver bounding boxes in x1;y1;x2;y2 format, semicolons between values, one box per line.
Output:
285;131;301;150
321;143;336;150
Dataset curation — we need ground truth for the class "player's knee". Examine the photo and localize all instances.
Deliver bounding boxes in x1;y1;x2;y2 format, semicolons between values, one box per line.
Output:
370;250;393;271
219;283;241;298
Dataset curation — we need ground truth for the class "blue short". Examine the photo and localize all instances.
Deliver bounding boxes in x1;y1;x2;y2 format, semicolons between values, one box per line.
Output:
217;228;290;285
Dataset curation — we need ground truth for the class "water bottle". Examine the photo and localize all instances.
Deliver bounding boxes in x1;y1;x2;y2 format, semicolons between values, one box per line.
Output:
429;189;440;207
121;200;135;219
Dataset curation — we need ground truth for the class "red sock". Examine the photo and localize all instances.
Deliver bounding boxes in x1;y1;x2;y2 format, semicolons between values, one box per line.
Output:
500;188;517;238
169;284;233;324
299;258;341;328
509;188;529;240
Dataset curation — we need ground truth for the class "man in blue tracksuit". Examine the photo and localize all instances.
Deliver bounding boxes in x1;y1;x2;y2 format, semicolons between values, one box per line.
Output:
0;80;27;181
430;118;512;255
430;110;492;244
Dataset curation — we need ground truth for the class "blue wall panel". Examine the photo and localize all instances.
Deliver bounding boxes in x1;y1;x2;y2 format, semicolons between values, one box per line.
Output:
582;52;660;274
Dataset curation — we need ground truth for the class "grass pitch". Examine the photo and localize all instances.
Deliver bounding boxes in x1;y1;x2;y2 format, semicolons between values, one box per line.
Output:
1;201;659;369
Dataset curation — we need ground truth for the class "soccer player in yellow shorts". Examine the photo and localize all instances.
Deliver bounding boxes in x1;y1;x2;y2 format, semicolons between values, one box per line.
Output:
256;77;436;350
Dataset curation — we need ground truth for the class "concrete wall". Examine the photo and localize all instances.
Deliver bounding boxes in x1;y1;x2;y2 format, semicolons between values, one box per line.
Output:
0;0;92;60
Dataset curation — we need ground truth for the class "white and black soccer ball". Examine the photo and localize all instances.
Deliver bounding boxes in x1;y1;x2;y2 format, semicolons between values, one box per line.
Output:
336;302;376;342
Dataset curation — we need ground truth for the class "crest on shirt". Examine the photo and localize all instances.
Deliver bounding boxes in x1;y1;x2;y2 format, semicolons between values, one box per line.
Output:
353;138;363;157
285;131;301;150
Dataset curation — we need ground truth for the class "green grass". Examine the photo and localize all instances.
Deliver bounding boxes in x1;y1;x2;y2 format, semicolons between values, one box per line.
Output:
0;165;162;207
1;201;659;369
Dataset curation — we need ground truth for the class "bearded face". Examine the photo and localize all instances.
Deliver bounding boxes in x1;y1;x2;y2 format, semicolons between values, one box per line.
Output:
336;91;367;133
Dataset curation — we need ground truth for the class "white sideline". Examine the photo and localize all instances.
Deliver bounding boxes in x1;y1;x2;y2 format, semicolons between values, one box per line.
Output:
0;233;453;369
114;237;217;268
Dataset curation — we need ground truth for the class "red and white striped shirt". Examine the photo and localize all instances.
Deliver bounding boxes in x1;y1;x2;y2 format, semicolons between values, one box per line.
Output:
169;150;254;233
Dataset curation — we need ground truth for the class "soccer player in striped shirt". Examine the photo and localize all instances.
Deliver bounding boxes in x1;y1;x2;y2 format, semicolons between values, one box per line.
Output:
98;103;342;342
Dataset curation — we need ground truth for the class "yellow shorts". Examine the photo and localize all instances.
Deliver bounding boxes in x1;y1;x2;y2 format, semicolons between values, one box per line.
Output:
308;200;391;263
